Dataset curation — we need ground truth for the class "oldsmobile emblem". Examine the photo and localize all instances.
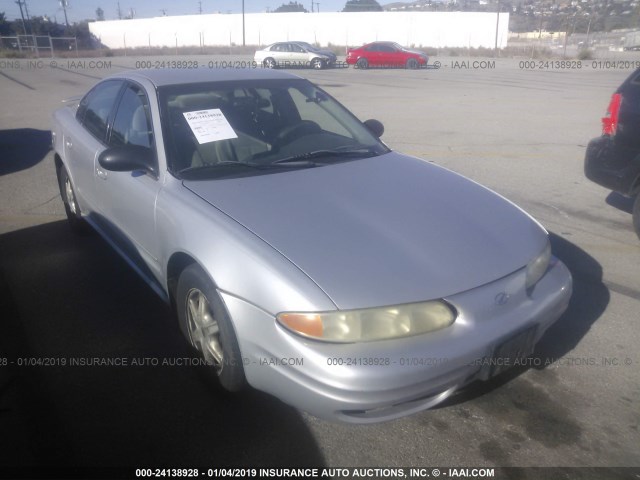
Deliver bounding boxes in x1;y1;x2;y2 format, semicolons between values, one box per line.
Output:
494;292;510;306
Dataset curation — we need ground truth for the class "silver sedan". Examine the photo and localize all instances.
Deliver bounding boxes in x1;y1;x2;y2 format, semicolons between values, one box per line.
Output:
51;68;572;423
254;42;336;69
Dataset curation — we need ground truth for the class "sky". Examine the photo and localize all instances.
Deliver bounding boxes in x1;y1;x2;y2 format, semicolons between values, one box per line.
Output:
1;0;351;23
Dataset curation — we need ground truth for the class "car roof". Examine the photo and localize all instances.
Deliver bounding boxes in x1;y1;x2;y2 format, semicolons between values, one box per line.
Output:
104;68;302;87
267;41;307;47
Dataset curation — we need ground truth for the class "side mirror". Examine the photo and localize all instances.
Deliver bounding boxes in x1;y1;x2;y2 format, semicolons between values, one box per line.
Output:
98;146;157;176
364;119;384;138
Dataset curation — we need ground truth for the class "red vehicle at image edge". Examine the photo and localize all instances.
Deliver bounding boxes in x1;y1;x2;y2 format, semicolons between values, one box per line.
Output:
346;41;429;69
584;67;640;240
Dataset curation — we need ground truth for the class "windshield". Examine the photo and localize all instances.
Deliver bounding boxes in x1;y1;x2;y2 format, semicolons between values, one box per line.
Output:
297;42;326;53
159;79;388;179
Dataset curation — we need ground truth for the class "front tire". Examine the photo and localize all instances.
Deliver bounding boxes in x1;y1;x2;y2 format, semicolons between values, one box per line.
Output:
176;264;245;392
356;58;368;69
632;193;640;241
57;166;85;233
311;57;324;70
406;58;419;69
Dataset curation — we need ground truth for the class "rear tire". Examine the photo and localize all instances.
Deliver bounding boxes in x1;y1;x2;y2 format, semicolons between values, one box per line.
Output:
176;264;246;392
632;193;640;241
263;57;276;69
58;166;85;234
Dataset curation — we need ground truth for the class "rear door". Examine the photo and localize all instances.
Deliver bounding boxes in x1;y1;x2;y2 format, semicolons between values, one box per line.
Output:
271;43;292;67
364;44;382;66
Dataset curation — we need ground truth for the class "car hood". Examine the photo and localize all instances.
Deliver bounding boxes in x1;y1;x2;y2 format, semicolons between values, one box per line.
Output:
403;48;427;56
313;49;336;58
184;153;547;309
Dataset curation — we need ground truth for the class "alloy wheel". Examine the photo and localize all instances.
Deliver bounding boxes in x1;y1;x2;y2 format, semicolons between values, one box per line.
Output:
186;288;224;374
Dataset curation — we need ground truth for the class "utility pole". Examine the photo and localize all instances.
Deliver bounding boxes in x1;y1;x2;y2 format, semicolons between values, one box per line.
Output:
242;0;245;46
15;1;28;34
60;0;70;27
117;2;123;19
563;15;569;58
23;0;32;24
494;0;500;57
198;1;202;14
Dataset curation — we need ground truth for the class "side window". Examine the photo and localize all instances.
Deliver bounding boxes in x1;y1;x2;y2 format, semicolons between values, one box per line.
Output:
110;83;153;149
79;80;123;142
292;44;305;53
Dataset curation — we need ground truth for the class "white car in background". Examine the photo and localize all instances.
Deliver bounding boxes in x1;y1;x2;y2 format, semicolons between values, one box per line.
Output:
254;41;337;69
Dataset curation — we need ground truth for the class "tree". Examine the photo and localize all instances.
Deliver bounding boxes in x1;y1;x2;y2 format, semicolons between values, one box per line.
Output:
342;0;383;12
26;16;66;36
96;7;105;21
64;21;98;49
273;1;308;12
0;12;13;35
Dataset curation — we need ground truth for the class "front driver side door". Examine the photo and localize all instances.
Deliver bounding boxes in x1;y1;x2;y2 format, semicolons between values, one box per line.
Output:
94;80;164;284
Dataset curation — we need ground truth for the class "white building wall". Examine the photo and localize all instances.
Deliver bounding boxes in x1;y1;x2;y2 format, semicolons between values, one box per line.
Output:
89;12;509;50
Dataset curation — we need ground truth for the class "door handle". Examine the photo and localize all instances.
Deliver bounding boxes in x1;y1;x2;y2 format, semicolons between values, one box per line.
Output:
96;167;108;180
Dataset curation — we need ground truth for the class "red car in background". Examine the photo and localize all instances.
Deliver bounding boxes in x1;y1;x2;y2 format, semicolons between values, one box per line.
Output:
346;41;429;69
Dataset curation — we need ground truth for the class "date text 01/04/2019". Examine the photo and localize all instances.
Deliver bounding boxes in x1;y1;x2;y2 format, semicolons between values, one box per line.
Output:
170;467;497;478
1;356;307;367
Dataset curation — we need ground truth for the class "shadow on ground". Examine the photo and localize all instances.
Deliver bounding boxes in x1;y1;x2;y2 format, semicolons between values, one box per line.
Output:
0;221;325;468
0;129;52;176
605;191;635;215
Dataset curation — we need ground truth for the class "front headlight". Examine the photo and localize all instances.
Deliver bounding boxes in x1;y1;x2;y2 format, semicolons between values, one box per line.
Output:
277;300;456;343
525;238;552;290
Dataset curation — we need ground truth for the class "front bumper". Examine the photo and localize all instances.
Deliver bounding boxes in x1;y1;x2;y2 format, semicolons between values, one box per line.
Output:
584;135;640;195
220;258;572;424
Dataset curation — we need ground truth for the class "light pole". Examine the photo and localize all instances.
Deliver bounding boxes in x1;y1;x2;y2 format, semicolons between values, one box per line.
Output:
15;1;28;35
242;0;246;46
60;0;69;27
494;0;500;57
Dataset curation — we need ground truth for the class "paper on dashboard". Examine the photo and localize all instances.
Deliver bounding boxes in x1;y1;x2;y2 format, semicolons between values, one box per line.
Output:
183;109;238;144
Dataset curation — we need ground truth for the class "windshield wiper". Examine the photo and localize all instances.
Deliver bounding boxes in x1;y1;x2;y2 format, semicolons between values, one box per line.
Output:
272;147;379;165
179;147;381;178
178;161;272;179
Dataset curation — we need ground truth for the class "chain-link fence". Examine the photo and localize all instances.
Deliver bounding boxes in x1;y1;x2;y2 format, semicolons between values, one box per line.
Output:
0;35;78;57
